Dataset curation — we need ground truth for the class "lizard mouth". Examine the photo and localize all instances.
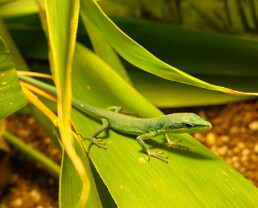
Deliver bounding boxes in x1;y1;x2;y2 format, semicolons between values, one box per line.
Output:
172;124;212;133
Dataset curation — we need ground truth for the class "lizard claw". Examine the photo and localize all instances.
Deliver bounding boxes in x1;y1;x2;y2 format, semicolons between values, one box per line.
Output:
90;137;107;150
79;134;107;151
147;150;168;163
166;139;189;150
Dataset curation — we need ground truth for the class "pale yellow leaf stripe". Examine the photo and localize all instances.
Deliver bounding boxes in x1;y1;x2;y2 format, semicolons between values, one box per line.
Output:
44;0;90;206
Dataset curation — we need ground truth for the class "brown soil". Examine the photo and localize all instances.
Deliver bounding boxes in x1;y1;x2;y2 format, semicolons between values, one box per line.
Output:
164;99;258;186
0;115;61;208
193;100;258;186
0;100;257;207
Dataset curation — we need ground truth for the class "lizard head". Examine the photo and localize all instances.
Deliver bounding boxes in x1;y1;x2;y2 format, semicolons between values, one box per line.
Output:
166;113;212;133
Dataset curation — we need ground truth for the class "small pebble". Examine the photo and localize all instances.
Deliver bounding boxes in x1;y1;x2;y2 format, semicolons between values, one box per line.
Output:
233;146;241;154
220;135;229;143
237;142;246;149
218;145;228;156
225;158;232;164
27;117;35;124
10;174;19;184
198;110;207;120
206;133;216;145
251;154;258;162
254;143;258;154
248;121;258;131
29;189;41;202
230;126;239;134
211;146;217;153
239;167;246;173
10;198;23;207
240;155;249;163
232;156;239;162
233;161;241;169
242;148;251;156
227;149;234;156
194;132;202;140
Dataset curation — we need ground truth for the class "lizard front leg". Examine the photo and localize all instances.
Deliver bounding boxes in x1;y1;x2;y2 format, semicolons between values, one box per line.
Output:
79;118;109;152
137;132;168;163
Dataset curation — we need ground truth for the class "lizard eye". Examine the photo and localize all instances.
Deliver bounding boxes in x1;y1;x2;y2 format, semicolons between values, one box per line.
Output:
185;123;194;128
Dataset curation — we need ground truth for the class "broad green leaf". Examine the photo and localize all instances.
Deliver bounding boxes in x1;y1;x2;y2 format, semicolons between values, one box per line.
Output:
80;0;258;96
5;14;258;107
129;70;257;108
116;17;258;77
80;12;132;84
0;0;37;18
70;43;258;207
0;37;27;118
17;74;118;208
60;135;103;208
18;43;258;206
30;97;104;207
44;0;100;206
0;18;28;70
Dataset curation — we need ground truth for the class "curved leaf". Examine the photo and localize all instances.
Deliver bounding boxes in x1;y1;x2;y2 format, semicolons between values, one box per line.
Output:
80;0;258;96
70;43;258;207
44;0;100;206
80;12;132;84
0;0;37;18
18;44;258;207
0;37;27;118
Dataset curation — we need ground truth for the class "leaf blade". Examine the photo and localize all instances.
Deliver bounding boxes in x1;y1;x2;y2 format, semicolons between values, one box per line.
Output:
70;43;258;207
0;37;27;118
80;0;258;96
43;0;101;206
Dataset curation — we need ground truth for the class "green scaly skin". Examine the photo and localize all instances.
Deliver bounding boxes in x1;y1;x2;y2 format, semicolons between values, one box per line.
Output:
19;74;212;163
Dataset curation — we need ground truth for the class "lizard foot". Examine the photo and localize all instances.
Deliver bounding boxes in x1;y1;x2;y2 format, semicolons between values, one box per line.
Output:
89;137;107;150
147;150;168;163
166;139;189;150
78;134;107;150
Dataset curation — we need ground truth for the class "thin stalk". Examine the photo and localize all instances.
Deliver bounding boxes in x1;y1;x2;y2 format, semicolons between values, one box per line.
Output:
17;71;53;79
190;3;223;32
175;0;183;25
19;74;57;94
20;81;57;103
3;131;60;177
21;86;59;127
249;0;258;31
235;0;250;31
224;0;232;26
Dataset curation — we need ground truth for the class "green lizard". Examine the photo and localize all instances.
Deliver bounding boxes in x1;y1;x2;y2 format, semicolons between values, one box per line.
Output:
19;74;212;162
75;102;212;162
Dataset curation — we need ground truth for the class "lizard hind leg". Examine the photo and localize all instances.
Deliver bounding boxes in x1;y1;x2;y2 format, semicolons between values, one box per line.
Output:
107;106;140;117
79;118;109;152
165;134;189;150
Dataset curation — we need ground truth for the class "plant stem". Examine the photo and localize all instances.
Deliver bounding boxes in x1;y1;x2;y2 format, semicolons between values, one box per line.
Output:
249;0;258;31
235;0;250;31
2;131;60;177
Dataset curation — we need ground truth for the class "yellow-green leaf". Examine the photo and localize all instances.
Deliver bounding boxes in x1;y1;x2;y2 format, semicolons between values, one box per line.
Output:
0;37;27;118
44;0;98;206
80;0;258;96
70;43;258;207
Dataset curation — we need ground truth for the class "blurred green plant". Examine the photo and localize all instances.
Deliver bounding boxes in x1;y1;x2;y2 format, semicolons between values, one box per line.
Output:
0;0;258;207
